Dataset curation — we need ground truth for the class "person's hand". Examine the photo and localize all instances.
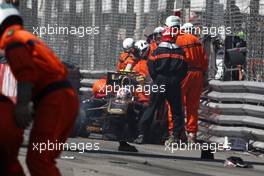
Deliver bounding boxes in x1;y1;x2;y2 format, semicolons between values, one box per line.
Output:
15;102;33;129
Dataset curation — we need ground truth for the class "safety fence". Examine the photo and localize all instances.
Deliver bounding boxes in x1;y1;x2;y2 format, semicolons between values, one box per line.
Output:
247;58;264;82
18;0;172;71
199;80;264;151
17;0;264;81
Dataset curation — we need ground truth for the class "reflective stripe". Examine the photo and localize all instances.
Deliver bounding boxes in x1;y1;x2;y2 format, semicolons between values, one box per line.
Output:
149;54;156;61
124;64;132;71
150;53;184;61
158;42;179;49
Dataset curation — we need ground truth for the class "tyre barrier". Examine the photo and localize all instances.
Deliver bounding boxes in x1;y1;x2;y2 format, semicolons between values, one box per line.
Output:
199;80;264;152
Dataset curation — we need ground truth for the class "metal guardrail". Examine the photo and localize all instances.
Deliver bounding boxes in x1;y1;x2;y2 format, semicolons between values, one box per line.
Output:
199;114;264;129
200;102;264;118
80;70;109;79
209;80;264;94
206;92;264;104
199;80;264;151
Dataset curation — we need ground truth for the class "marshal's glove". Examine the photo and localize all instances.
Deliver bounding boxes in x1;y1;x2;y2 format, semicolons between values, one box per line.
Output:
15;82;34;129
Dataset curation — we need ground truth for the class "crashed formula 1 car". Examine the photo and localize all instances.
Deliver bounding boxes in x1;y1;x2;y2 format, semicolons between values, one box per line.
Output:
71;71;169;144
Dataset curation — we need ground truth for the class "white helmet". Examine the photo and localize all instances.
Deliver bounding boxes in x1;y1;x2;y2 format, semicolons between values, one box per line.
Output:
153;26;164;34
181;23;193;29
122;38;134;50
135;40;149;52
0;3;22;27
165;15;181;27
135;40;149;57
181;23;194;31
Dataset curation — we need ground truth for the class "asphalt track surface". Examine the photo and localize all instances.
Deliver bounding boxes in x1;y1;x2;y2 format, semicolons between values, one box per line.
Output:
18;137;264;176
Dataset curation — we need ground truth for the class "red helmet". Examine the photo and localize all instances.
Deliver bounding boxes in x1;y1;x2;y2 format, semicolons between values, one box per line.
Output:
161;27;179;42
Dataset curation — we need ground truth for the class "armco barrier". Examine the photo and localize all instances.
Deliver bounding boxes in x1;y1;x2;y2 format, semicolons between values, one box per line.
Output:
199;80;264;151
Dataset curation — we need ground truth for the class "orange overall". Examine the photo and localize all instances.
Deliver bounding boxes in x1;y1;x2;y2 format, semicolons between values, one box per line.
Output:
0;25;79;176
133;59;150;104
0;94;24;176
117;52;137;71
168;32;208;134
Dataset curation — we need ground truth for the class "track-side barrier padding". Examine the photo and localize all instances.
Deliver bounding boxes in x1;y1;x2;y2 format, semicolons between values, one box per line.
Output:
199;80;264;152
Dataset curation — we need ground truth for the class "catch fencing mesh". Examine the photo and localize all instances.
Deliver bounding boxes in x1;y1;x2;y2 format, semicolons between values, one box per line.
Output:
19;0;264;81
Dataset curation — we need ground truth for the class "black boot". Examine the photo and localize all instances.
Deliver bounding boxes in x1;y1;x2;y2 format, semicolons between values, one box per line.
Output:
134;135;144;144
173;129;187;143
179;129;187;143
118;141;138;152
